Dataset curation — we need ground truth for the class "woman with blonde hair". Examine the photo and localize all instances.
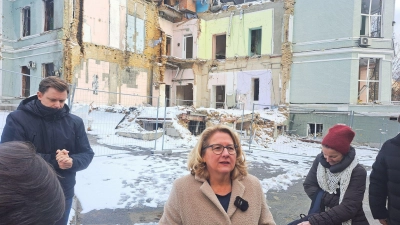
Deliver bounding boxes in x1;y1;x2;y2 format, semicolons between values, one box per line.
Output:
160;125;275;224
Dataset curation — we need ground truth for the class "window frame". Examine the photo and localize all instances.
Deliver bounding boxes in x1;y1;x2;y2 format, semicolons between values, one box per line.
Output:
21;6;31;37
249;28;262;56
360;0;383;38
44;0;54;32
358;57;382;103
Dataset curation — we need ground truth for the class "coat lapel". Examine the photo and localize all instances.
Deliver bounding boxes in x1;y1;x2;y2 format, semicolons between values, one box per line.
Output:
227;178;245;217
199;180;228;217
196;175;245;221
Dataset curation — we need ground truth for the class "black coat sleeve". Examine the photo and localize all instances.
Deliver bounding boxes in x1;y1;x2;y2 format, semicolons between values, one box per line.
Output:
68;120;94;173
1;113;27;142
304;156;320;199
1;113;60;168
308;165;367;225
369;144;389;220
322;192;339;209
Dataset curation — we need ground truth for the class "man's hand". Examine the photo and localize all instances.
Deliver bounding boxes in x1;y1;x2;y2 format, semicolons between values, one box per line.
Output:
298;222;311;225
56;149;73;169
379;219;388;225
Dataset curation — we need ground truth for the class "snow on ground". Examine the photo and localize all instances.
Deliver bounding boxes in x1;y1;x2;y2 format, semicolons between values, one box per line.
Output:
72;106;379;217
0;106;380;224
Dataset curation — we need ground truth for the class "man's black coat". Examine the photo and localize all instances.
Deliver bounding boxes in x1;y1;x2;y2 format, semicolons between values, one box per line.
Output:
369;133;400;224
1;96;94;199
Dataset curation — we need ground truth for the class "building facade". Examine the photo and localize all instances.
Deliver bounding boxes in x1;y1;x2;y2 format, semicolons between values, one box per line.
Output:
0;0;163;107
156;0;286;110
288;0;400;144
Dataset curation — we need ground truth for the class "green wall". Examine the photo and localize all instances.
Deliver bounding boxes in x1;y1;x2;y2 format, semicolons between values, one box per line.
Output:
198;9;273;59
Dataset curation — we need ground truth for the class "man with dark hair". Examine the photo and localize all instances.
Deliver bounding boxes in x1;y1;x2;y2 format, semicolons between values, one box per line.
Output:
0;141;65;225
1;76;94;225
369;115;400;225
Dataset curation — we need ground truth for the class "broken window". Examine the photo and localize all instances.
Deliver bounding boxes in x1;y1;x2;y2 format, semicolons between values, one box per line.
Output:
253;78;259;101
360;0;382;37
250;28;262;56
166;36;172;56
166;85;170;106
44;0;54;31
184;35;193;59
22;7;30;37
216;85;225;108
21;66;30;97
358;58;380;103
176;84;193;106
43;63;55;77
213;34;226;59
307;123;323;138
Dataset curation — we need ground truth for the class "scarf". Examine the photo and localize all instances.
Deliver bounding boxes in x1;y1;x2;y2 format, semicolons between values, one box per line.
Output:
317;156;359;225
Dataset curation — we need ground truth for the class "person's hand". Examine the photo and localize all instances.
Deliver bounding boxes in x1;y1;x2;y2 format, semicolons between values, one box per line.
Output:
58;157;73;169
56;149;73;169
56;149;69;157
379;219;388;225
298;222;311;225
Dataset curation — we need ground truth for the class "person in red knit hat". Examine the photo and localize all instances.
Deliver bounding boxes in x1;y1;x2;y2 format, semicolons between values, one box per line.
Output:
295;124;369;225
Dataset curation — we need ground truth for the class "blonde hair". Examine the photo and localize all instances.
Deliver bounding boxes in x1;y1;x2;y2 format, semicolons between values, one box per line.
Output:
187;125;247;180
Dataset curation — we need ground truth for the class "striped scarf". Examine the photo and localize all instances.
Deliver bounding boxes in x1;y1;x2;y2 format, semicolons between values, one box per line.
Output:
317;157;359;225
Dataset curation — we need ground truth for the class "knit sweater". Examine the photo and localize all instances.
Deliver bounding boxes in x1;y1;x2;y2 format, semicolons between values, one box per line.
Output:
159;174;276;225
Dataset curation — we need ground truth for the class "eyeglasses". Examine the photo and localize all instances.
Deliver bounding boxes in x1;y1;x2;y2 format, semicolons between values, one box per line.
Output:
202;144;237;155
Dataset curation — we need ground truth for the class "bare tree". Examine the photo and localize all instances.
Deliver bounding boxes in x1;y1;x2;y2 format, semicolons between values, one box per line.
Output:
392;33;400;102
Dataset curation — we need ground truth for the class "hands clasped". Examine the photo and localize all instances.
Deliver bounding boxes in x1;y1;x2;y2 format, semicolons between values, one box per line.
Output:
56;149;73;169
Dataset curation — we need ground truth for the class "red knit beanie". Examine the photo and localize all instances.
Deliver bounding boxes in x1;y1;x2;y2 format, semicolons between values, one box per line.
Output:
321;124;355;155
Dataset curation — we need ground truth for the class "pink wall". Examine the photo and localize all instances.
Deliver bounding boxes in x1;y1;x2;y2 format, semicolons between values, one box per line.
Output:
172;19;198;59
83;0;110;46
74;59;149;106
159;18;174;37
164;68;195;105
159;18;199;59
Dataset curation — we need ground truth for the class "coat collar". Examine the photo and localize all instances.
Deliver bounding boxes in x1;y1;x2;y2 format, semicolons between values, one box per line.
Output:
195;174;245;220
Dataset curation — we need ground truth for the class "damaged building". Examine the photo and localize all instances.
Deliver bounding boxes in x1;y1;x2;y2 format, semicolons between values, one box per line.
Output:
155;0;286;110
0;0;163;107
0;0;289;110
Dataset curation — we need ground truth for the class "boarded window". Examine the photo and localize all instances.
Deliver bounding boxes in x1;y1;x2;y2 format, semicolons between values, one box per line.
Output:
22;7;30;37
44;0;54;31
43;63;55;77
127;15;145;53
360;0;382;37
358;58;380;103
213;34;226;59
250;29;262;56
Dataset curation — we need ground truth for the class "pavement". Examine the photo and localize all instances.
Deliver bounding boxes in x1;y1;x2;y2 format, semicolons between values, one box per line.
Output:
76;134;381;225
77;172;380;225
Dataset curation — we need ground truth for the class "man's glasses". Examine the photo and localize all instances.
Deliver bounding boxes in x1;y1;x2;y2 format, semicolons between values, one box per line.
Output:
202;144;237;155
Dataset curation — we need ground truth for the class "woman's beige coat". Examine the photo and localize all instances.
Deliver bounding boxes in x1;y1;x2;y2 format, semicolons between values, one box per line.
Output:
159;174;276;225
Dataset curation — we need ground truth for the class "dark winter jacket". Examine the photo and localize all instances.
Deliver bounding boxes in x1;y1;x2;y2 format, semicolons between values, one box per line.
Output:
369;133;400;224
1;96;94;199
303;148;369;225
